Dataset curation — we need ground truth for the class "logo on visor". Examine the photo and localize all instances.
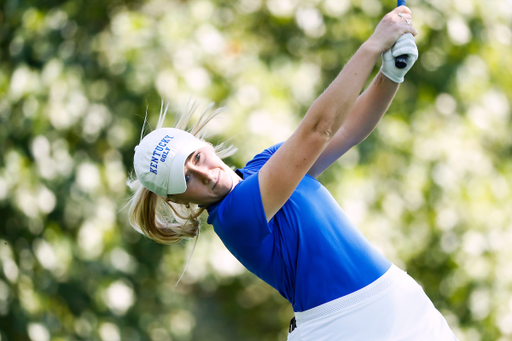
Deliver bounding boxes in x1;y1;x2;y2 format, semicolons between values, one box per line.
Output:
149;135;173;175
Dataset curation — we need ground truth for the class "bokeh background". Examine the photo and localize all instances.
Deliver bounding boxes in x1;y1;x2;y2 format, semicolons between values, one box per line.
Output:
1;0;512;340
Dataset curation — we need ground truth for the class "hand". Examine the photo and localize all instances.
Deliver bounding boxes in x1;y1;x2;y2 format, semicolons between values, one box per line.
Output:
366;6;418;54
380;33;418;83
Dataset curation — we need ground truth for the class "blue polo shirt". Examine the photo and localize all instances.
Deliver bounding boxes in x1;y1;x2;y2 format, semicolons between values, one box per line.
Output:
206;143;391;312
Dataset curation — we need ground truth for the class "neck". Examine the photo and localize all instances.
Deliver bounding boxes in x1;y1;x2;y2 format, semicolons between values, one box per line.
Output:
228;168;242;193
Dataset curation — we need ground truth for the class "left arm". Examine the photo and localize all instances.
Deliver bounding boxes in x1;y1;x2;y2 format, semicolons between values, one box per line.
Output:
308;9;419;179
307;71;399;178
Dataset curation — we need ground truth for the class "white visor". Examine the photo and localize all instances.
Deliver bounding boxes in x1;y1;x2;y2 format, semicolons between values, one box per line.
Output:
134;128;207;196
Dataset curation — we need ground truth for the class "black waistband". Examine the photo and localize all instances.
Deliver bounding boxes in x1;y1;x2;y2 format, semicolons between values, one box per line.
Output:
289;317;297;333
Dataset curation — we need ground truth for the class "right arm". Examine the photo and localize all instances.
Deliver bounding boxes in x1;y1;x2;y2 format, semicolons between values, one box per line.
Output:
307;71;400;178
258;8;417;222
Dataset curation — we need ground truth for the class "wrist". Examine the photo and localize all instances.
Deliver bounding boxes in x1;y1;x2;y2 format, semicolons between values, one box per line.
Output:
380;65;403;83
376;70;401;86
361;39;385;57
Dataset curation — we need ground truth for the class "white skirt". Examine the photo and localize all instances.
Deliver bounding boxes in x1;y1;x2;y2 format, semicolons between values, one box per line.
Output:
287;264;458;341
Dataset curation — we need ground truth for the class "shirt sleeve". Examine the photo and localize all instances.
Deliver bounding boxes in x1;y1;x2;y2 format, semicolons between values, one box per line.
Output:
208;143;284;248
212;172;272;248
243;142;283;175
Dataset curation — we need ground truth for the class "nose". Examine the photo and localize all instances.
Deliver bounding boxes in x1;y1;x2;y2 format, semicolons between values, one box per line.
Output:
189;165;212;183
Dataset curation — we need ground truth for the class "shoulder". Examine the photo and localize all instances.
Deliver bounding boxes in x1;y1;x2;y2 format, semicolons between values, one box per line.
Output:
207;173;271;246
242;142;284;174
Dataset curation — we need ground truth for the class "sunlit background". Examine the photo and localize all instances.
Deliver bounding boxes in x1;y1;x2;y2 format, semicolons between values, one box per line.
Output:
1;0;512;340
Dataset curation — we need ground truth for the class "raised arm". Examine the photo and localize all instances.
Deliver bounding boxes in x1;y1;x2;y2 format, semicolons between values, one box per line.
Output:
258;8;418;221
308;7;419;178
307;71;399;178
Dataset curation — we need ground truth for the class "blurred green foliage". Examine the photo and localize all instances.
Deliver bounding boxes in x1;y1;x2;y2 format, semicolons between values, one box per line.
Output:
1;0;512;340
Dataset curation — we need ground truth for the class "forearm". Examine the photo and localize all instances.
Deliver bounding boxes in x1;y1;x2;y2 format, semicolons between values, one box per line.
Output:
304;42;381;139
305;7;418;178
307;71;398;178
341;70;399;145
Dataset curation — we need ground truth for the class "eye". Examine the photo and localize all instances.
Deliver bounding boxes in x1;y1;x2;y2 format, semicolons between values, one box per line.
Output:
194;152;201;163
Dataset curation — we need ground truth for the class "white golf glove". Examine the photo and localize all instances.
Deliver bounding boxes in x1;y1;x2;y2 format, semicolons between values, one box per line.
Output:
380;33;418;83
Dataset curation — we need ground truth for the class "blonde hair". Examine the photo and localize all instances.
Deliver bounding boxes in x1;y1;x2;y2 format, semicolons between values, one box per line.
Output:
126;101;236;247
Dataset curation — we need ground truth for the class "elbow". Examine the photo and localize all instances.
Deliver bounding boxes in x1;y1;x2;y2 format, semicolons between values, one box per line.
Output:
303;99;348;144
314;122;336;140
308;119;336;146
312;108;344;142
339;125;364;148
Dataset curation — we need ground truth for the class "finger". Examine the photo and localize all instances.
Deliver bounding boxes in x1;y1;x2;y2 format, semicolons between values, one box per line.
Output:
400;24;418;36
393;41;416;53
392;46;418;60
395;6;412;15
401;14;413;21
394;35;414;50
382;48;394;61
392;9;414;28
397;12;413;24
408;26;419;36
395;32;415;44
392;38;418;57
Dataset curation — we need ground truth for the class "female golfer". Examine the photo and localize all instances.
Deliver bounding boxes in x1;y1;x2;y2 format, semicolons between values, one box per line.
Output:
128;7;458;341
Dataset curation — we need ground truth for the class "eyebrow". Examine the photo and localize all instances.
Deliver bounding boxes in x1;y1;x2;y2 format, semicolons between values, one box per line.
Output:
185;151;195;164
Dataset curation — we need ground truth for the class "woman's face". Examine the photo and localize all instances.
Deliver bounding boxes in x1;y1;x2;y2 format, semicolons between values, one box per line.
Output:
171;145;234;206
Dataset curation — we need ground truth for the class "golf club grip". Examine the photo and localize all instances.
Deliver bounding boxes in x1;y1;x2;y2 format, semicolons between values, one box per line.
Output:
395;0;408;69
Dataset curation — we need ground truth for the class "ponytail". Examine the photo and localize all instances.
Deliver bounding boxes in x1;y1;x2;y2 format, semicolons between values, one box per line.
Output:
126;178;205;244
